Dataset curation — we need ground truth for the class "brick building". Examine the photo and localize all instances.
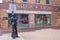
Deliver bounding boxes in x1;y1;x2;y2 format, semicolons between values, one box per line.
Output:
0;0;60;29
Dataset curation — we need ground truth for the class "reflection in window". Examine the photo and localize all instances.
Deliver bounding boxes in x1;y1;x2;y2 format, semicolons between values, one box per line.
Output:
17;14;29;24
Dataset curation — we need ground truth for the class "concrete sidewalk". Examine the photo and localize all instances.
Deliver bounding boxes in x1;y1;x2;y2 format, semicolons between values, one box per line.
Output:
0;28;60;40
20;29;60;40
0;33;24;40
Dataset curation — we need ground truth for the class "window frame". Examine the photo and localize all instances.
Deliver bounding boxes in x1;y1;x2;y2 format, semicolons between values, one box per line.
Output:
35;14;51;26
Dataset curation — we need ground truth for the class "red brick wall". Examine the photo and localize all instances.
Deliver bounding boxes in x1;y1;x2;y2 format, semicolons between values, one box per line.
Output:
51;12;60;26
0;9;8;29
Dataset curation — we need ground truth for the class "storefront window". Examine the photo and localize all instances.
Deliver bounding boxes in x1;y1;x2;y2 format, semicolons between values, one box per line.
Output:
8;13;29;27
35;14;51;26
17;14;29;24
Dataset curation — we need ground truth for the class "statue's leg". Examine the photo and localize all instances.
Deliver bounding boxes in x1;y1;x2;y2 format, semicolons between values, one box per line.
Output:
11;25;16;39
15;24;18;37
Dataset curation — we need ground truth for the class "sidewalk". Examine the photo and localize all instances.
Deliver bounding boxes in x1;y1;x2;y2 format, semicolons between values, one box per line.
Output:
0;33;24;40
20;29;60;40
0;28;60;40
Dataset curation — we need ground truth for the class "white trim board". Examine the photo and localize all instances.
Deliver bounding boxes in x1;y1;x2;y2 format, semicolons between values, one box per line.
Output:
7;10;52;14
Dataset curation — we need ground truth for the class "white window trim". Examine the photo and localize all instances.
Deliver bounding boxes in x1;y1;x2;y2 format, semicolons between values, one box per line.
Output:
7;10;52;14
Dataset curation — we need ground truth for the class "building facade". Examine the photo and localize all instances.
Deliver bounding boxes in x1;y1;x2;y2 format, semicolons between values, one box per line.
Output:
0;0;60;29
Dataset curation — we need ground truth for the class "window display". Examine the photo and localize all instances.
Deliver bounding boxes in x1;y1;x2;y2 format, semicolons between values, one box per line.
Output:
17;14;29;24
35;14;51;26
8;14;29;27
